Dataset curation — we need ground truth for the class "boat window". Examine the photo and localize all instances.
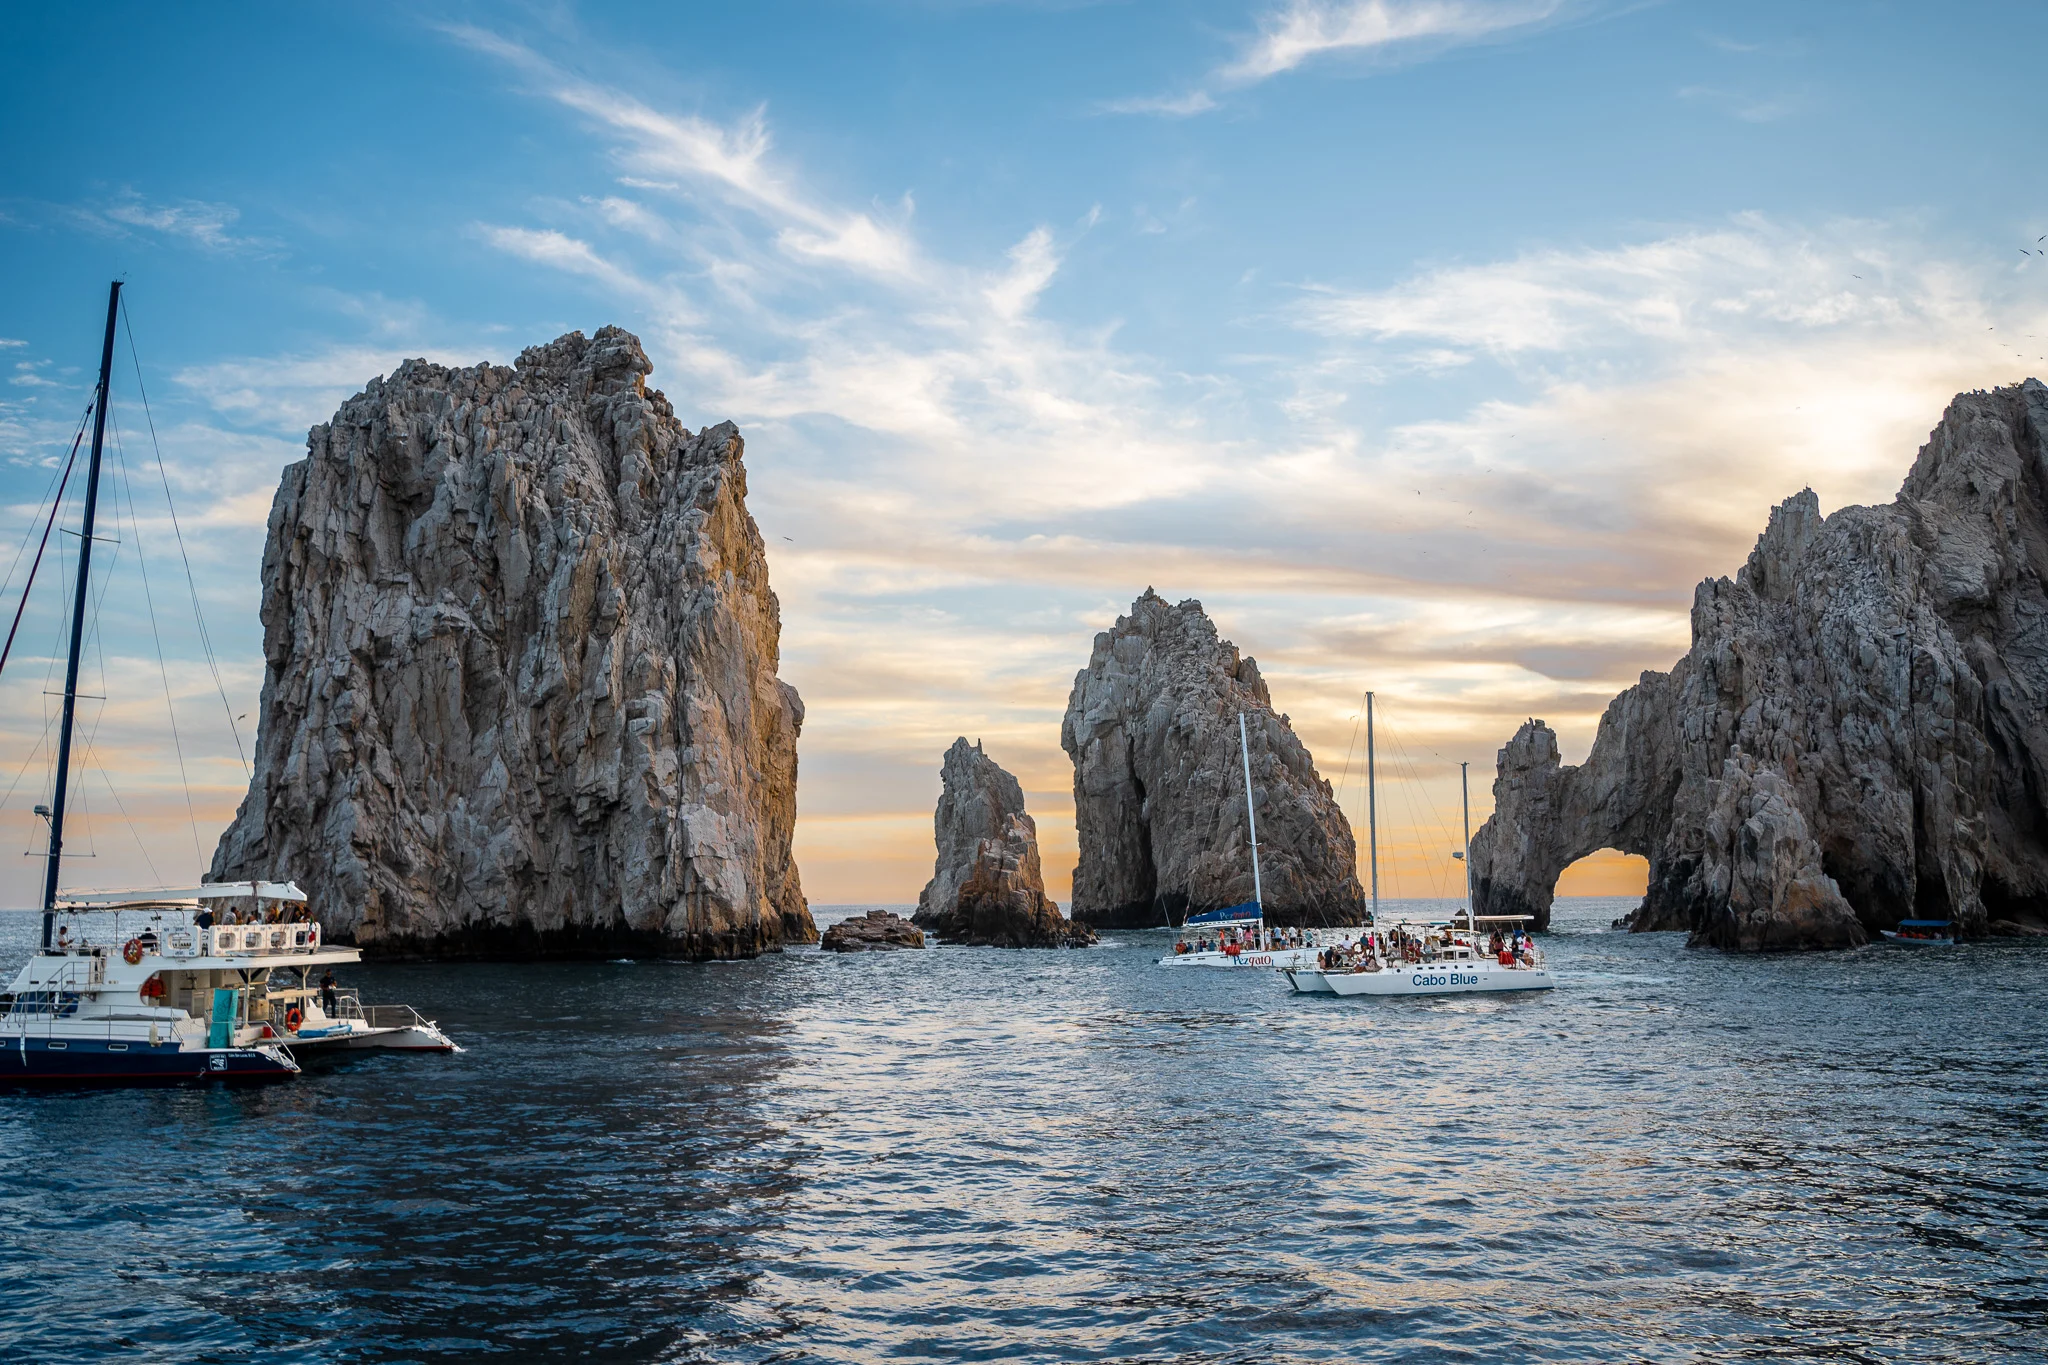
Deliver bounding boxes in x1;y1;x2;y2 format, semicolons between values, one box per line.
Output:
46;1041;66;1050
108;1043;128;1051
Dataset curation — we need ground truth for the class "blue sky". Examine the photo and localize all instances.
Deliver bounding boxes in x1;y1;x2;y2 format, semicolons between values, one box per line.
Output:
2;1;2044;905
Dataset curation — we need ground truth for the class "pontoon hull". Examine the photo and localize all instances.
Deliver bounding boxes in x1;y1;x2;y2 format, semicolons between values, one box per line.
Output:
0;1035;298;1085
1323;964;1555;996
292;1023;458;1052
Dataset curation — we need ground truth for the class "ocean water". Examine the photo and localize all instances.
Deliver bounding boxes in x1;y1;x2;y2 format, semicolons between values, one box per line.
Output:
1;899;2044;1364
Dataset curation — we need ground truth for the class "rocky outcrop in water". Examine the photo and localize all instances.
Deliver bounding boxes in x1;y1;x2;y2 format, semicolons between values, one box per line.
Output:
210;327;815;958
1060;590;1366;929
822;910;926;952
912;738;1095;948
1472;380;2048;949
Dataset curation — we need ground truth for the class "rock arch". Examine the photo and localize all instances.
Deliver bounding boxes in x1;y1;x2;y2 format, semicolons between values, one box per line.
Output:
1472;380;2048;949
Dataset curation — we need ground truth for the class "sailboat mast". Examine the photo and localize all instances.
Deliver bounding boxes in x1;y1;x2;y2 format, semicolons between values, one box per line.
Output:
1460;760;1472;928
1366;691;1378;919
1238;712;1264;939
40;280;121;950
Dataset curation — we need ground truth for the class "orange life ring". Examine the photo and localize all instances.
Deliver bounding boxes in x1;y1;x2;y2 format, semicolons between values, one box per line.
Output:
139;974;165;999
122;938;144;965
285;1006;304;1031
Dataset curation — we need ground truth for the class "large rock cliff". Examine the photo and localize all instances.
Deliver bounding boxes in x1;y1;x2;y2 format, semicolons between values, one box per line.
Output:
1061;591;1366;928
1471;380;2048;949
913;738;1094;948
211;327;815;958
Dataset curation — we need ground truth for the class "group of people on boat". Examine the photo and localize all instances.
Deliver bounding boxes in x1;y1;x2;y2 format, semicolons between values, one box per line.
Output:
196;902;317;928
1486;927;1538;965
1172;926;1320;956
1311;924;1540;974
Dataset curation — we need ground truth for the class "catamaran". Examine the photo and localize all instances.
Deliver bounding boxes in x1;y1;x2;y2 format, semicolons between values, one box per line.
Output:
0;283;457;1084
1283;717;1555;997
1158;712;1368;969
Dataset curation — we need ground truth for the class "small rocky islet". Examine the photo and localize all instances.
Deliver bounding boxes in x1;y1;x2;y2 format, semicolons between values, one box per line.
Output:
912;738;1094;949
206;324;2047;957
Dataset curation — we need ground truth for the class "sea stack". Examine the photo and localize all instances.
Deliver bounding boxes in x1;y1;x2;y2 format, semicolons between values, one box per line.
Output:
1471;379;2048;949
1060;590;1365;929
913;738;1094;948
210;327;815;958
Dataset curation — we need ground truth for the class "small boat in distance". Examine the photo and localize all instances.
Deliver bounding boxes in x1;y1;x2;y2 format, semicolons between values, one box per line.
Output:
1881;919;1955;946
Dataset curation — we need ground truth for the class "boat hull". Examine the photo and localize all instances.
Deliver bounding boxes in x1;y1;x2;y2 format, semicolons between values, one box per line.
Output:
1879;931;1954;946
1282;969;1334;993
0;1035;298;1085
1157;946;1338;970
292;1023;458;1052
1324;963;1555;996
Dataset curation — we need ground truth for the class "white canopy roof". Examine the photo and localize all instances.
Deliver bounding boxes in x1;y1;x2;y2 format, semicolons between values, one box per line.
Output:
56;880;308;907
195;880;308;903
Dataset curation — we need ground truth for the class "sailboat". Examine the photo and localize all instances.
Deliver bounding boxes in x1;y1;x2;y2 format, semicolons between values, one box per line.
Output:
0;283;456;1085
1283;701;1555;997
1157;712;1365;970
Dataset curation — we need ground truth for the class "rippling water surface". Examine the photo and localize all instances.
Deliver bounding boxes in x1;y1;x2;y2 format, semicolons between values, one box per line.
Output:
3;899;2045;1363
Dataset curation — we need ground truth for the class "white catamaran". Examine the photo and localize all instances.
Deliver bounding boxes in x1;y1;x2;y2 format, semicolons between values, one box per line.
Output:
1159;712;1368;970
0;282;457;1085
1283;708;1555;997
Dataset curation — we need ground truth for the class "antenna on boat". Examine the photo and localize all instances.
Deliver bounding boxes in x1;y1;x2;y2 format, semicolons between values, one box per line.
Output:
40;280;120;952
1365;691;1378;921
1238;712;1264;939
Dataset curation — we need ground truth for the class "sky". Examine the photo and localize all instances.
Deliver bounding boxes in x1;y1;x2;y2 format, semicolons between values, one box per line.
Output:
1;0;2044;910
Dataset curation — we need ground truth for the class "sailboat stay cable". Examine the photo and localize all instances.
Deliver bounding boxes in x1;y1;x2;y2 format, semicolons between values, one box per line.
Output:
0;405;92;683
0;399;92;605
112;423;205;864
1332;693;1365;809
1373;697;1464;905
1;710;58;832
121;299;249;777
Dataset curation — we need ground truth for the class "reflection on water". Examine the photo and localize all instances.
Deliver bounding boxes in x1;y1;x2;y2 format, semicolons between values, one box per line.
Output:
2;900;2044;1363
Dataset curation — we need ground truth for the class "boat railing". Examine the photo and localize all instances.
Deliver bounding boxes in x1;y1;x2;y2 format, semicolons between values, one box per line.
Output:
361;1003;431;1030
202;924;323;957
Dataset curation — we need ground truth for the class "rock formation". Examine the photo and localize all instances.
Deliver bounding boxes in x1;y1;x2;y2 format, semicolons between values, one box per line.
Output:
912;738;1096;948
1061;590;1366;929
1472;379;2048;949
210;327;815;958
821;909;926;952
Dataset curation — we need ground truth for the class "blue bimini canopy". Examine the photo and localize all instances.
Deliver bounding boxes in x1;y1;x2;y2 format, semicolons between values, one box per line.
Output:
1185;901;1263;927
1897;919;1953;928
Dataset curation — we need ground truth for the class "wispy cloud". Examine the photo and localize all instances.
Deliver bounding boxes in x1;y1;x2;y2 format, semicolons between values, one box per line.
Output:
1105;0;1567;117
478;225;656;297
1223;0;1561;82
1295;218;1907;356
1678;84;1806;123
1095;89;1220;118
74;191;272;254
441;22;923;282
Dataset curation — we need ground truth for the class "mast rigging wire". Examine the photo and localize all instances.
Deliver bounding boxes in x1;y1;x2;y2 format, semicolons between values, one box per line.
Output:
112;418;205;864
0;404;93;682
120;299;249;776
